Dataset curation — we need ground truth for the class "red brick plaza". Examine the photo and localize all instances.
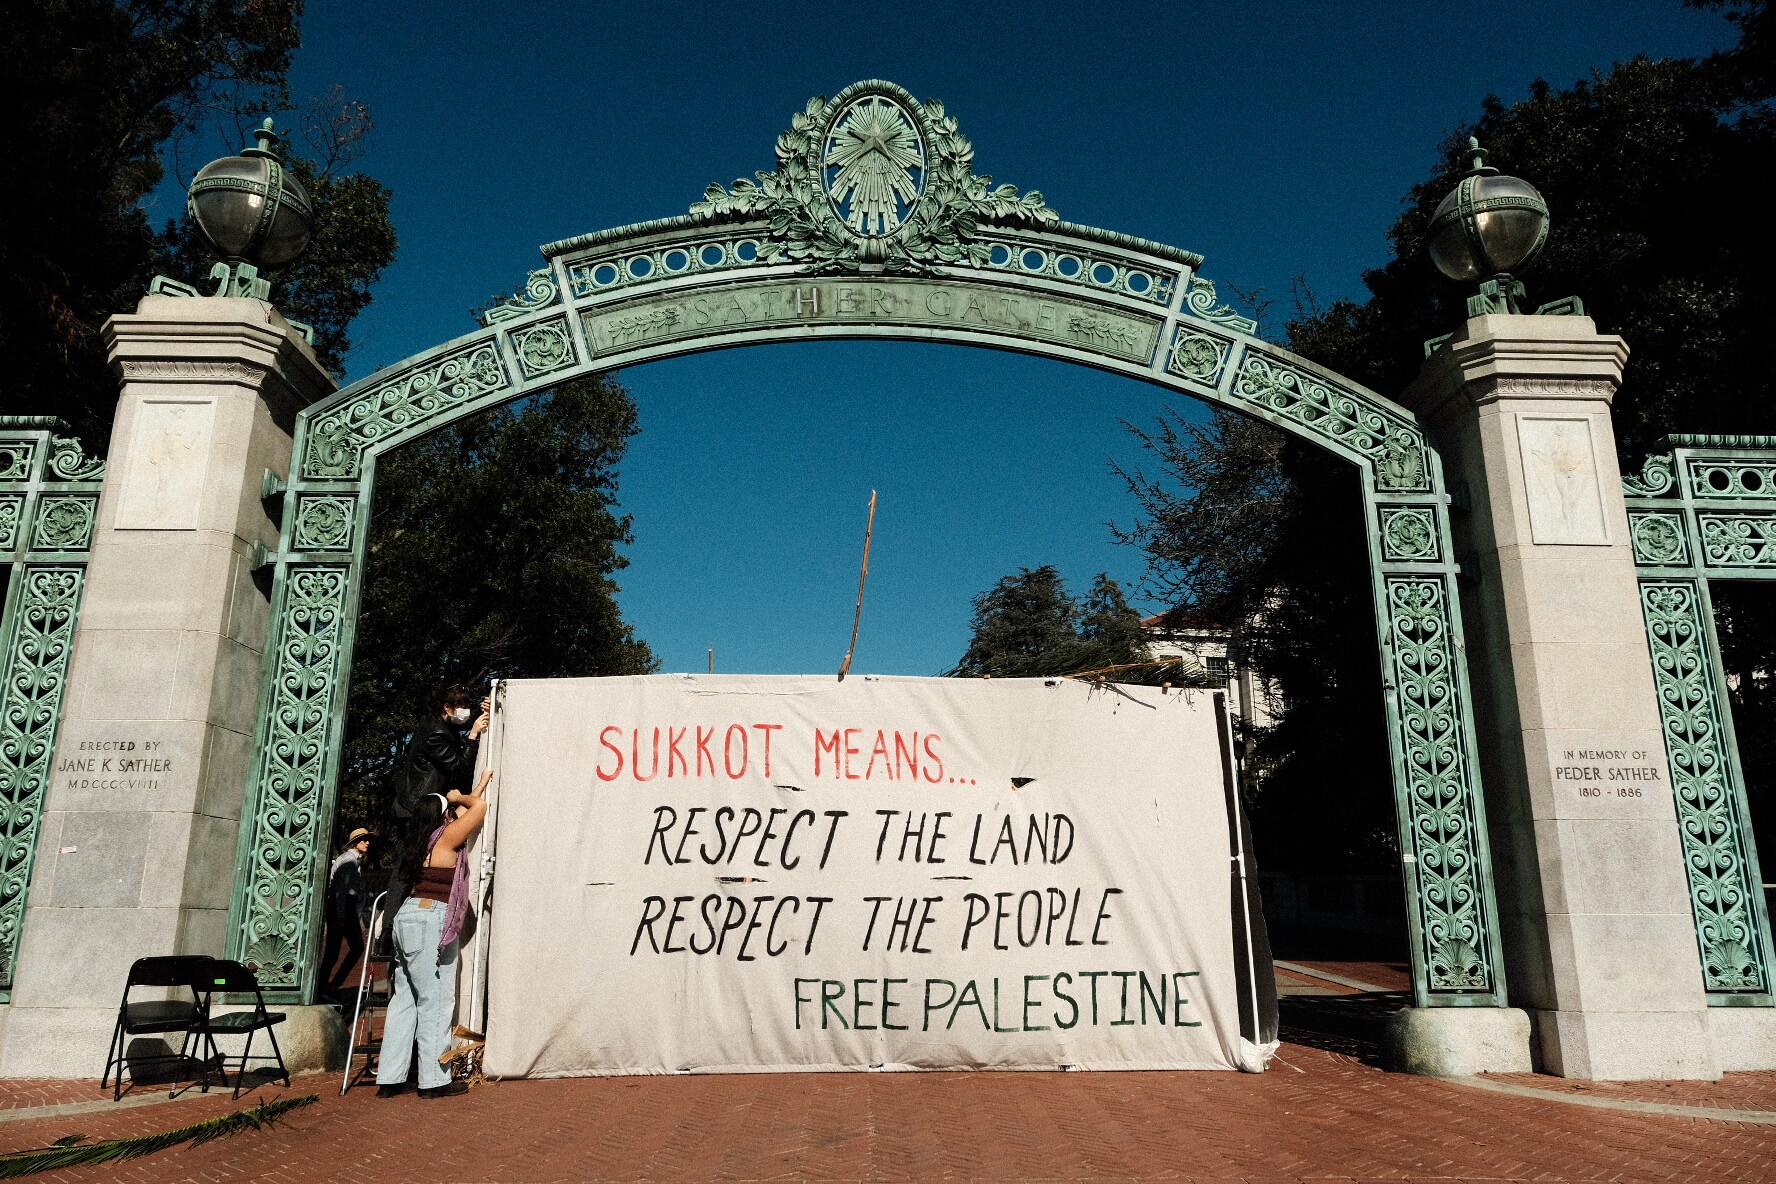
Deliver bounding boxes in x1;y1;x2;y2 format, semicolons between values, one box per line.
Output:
6;964;1774;1181
4;1042;1775;1181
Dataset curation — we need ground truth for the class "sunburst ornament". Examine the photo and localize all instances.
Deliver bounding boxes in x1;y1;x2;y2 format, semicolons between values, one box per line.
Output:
823;94;926;237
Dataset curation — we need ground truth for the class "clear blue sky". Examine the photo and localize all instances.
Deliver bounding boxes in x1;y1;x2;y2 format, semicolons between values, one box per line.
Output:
162;0;1733;676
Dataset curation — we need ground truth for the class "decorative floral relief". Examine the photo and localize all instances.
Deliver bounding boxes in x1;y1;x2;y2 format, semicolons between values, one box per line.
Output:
1380;507;1439;562
1385;576;1496;993
511;318;576;378
1169;329;1230;385
1630;511;1689;567
0;567;85;988
1640;580;1770;994
292;496;355;551
1064;311;1148;356
480;267;559;326
231;566;351;990
0;497;22;552
30;497;96;552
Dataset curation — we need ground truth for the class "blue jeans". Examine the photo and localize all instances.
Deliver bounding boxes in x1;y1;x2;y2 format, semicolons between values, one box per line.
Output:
376;897;457;1090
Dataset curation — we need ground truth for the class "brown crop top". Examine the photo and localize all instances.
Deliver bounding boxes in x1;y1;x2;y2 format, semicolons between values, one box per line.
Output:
412;863;454;903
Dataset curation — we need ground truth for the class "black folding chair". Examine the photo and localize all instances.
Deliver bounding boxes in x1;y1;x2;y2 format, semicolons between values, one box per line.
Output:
101;955;215;1100
193;960;291;1099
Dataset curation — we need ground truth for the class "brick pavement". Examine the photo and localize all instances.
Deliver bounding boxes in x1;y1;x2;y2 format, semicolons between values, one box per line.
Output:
0;1042;1773;1182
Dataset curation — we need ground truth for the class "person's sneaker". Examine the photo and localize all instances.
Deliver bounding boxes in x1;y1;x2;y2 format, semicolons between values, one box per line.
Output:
418;1081;469;1099
375;1083;410;1098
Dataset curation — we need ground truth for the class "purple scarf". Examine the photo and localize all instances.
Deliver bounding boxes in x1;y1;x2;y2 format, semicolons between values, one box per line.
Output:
426;824;472;949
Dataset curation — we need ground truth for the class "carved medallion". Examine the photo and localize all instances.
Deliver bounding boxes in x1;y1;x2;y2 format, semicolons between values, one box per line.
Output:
692;80;1056;273
822;92;926;237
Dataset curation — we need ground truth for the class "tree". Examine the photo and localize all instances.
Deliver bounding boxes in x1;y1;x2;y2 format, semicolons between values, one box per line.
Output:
1287;6;1774;459
336;375;659;832
0;0;302;445
950;566;1153;679
1119;409;1397;872
1120;1;1776;877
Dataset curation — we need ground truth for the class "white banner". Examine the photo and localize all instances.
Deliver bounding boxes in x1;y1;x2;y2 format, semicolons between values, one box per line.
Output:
475;674;1266;1076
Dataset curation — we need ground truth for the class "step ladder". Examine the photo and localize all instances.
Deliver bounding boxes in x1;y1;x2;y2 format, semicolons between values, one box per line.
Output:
339;891;394;1095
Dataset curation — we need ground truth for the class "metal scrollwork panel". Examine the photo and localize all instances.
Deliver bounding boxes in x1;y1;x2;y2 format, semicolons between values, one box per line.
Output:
1639;579;1772;994
1233;355;1431;492
0;496;22;553
1183;277;1258;335
1384;575;1498;995
568;235;769;299
480;267;560;326
978;237;1178;305
229;565;353;991
0;567;87;988
0;445;36;483
1700;513;1776;569
303;341;509;481
1684;459;1776;502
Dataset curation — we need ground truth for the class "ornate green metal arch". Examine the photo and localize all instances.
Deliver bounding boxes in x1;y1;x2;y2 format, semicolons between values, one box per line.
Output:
1626;435;1776;1004
227;80;1506;1009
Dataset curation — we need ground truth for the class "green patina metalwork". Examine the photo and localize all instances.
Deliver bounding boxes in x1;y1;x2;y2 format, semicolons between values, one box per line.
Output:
1627;436;1776;1003
0;419;104;995
226;83;1507;1009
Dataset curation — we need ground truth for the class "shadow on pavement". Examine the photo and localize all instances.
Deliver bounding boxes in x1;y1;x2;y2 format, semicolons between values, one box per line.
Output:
1276;990;1411;1068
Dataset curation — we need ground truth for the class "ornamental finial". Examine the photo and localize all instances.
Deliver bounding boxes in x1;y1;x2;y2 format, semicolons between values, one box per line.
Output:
1464;136;1496;176
244;116;282;160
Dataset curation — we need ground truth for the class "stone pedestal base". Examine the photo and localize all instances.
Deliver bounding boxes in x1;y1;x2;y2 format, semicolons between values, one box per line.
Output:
1709;1007;1776;1072
1532;1008;1720;1080
209;1003;348;1075
0;1001;344;1080
1383;1006;1533;1076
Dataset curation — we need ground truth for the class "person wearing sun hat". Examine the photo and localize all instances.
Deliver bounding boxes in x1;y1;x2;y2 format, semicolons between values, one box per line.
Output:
320;825;375;1003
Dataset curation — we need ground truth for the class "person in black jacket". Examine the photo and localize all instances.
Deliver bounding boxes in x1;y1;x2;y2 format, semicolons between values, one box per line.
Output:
379;685;489;941
320;826;374;1003
394;685;488;819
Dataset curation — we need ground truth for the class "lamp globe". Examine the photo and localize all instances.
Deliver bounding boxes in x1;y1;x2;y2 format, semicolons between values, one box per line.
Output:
186;118;314;283
1425;137;1549;301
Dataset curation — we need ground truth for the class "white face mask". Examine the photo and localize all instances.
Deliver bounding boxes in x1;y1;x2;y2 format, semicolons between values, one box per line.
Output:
451;707;472;725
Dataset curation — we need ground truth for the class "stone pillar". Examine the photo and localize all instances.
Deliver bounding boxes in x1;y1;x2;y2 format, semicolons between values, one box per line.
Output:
0;295;342;1077
1402;313;1718;1080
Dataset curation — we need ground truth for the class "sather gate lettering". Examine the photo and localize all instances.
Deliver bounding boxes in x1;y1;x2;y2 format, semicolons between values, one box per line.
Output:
226;80;1507;1008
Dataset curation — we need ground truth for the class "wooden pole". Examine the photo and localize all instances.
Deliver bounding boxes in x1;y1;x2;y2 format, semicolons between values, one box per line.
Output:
838;490;877;679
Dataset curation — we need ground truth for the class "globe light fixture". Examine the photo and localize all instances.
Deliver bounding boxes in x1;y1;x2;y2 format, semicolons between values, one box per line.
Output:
1425;138;1549;317
184;118;314;300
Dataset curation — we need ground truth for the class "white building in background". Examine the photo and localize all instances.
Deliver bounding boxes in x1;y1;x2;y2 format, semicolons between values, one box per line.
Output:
1141;610;1277;733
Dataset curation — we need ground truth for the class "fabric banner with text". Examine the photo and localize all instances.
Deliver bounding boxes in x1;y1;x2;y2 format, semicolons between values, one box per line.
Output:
476;674;1272;1076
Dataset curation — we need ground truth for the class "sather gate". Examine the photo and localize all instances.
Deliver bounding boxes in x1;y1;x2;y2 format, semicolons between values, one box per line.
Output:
224;81;1506;1011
